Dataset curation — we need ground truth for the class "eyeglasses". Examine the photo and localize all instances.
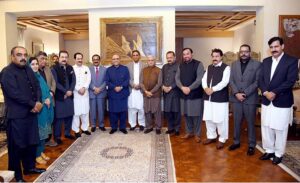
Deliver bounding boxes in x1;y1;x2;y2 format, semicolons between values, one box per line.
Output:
239;51;250;53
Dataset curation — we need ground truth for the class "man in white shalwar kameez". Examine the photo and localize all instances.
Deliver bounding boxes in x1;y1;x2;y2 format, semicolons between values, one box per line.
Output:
126;50;146;131
202;49;230;150
259;37;298;165
72;53;91;137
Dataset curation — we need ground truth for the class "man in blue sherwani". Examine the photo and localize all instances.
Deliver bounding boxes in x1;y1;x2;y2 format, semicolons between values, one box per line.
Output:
1;46;45;182
51;50;76;144
105;54;130;134
89;54;107;132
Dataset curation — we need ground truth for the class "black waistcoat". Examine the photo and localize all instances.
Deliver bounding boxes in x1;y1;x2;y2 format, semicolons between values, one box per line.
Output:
179;59;203;99
203;63;229;102
52;63;74;100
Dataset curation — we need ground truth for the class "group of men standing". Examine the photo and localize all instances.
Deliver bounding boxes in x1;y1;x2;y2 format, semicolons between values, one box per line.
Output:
0;36;298;181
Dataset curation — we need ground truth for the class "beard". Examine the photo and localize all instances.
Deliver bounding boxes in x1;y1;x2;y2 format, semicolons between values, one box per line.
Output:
240;57;250;63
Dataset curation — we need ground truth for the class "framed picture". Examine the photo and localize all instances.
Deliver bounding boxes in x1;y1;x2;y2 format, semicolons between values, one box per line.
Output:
100;17;163;65
32;42;44;56
279;15;300;58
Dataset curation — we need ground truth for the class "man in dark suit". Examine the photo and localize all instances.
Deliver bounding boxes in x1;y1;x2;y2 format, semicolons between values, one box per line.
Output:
1;46;45;182
105;54;130;134
89;54;107;132
228;44;261;156
51;50;76;144
259;37;298;165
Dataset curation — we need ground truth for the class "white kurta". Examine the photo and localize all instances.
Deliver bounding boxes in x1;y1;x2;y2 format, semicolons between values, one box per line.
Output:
73;65;91;115
128;62;144;110
202;63;230;123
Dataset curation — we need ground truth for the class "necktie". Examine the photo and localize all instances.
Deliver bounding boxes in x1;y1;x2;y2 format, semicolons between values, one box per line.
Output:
96;67;99;82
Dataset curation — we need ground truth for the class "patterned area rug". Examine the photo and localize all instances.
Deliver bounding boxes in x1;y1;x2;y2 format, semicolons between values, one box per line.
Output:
0;131;7;157
35;129;176;182
256;141;300;181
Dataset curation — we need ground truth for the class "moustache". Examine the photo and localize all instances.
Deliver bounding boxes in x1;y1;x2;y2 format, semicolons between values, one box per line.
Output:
272;51;278;54
20;59;26;63
213;60;218;62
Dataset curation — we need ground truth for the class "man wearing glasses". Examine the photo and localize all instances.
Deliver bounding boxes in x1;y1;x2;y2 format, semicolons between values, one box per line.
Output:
228;44;261;156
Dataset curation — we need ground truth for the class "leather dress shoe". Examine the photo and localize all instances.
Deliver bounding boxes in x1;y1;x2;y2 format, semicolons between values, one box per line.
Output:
166;129;175;134
202;138;217;145
109;129;117;134
156;129;161;135
23;168;46;175
91;127;96;132
55;138;62;145
99;127;106;131
259;153;275;160
130;126;136;131
175;131;180;136
75;132;81;138
272;156;283;165
216;141;225;150
82;131;91;135
181;134;193;139
65;135;76;140
247;147;255;156
144;128;153;134
120;129;128;134
139;126;145;131
228;143;240;151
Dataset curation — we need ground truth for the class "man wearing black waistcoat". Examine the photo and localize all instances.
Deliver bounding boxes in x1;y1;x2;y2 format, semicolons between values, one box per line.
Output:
175;48;205;143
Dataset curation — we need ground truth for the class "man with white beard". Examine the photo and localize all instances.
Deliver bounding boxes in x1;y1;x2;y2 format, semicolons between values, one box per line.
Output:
72;52;91;138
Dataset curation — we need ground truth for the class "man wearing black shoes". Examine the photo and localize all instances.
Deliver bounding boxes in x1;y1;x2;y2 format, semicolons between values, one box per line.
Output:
228;44;261;155
105;54;130;135
1;46;45;182
51;51;76;144
259;37;298;165
162;51;181;136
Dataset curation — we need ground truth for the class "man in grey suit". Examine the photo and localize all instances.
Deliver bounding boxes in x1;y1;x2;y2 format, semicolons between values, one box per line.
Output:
228;44;261;156
126;50;146;131
89;54;107;132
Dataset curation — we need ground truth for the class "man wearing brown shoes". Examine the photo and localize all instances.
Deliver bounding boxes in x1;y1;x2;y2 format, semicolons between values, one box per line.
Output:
202;49;230;149
175;48;205;143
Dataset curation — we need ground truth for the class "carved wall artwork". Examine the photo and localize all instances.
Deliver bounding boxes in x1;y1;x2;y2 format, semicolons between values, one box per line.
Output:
100;17;162;65
279;15;300;59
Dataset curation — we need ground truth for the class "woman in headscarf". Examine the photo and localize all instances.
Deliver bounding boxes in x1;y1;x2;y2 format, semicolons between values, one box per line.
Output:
28;57;54;165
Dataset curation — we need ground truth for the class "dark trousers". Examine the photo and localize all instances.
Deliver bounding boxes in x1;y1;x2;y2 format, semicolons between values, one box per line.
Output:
7;137;36;180
165;112;181;132
54;116;73;140
232;102;256;147
145;110;162;129
109;111;127;130
185;115;202;137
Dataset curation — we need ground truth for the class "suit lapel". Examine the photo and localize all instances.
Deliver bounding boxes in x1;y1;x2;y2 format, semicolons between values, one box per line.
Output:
270;54;285;83
236;61;242;77
242;60;253;77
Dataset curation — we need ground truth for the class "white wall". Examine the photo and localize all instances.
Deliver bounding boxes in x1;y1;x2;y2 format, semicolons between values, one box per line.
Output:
64;40;89;65
23;25;60;56
184;37;233;68
255;0;300;58
233;23;256;52
89;7;175;65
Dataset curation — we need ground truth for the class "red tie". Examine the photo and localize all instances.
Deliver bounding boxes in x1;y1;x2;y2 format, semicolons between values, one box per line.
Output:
96;67;99;81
